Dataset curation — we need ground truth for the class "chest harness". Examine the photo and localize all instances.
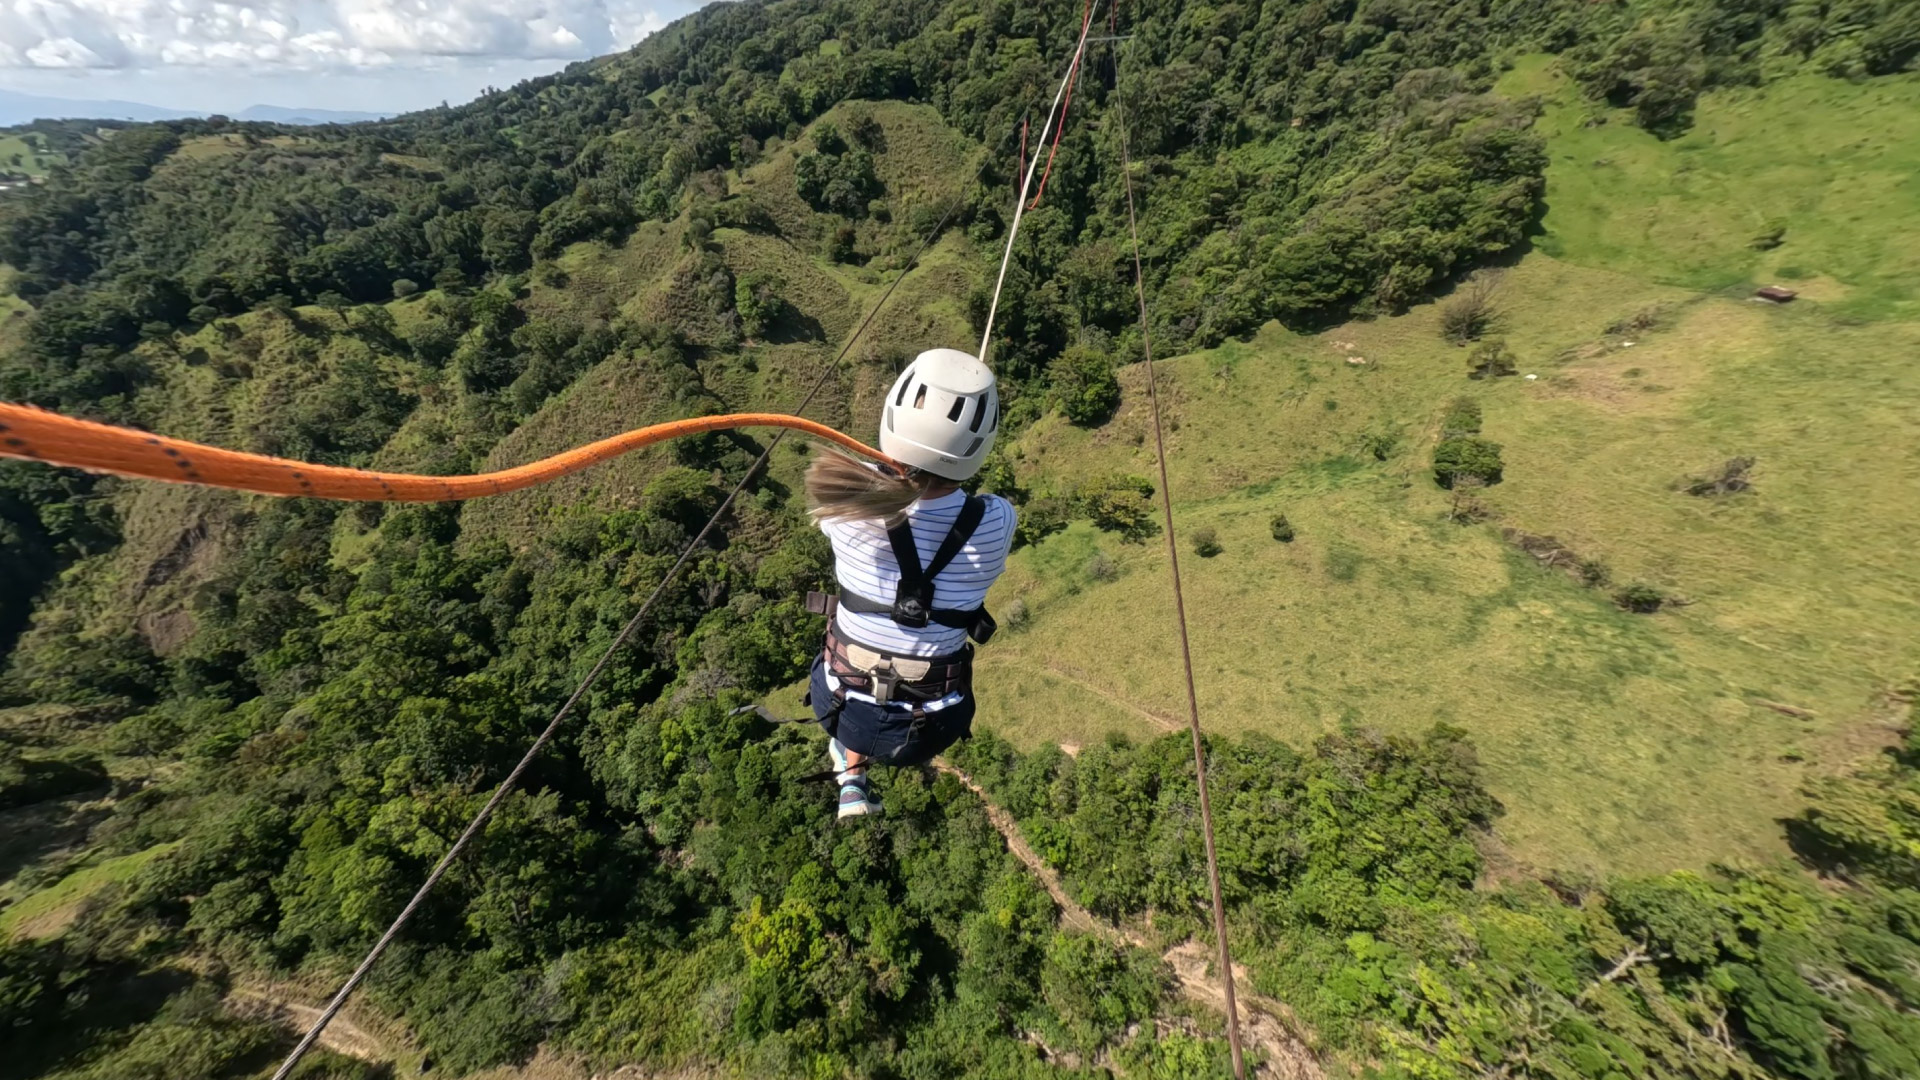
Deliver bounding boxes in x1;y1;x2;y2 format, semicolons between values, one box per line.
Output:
805;495;998;709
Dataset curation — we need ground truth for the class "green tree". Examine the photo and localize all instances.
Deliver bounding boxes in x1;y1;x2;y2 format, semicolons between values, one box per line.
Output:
1433;436;1503;488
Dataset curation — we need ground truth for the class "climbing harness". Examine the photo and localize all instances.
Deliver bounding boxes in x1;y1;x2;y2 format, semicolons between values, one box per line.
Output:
807;493;998;644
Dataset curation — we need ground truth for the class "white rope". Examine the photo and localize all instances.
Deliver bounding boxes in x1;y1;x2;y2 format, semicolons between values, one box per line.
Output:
977;0;1104;367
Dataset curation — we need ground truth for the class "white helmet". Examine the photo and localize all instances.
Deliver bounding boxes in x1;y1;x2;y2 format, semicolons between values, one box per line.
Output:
880;348;999;480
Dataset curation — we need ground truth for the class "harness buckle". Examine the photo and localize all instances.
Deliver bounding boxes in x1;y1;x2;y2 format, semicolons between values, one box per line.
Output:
891;579;934;628
869;659;900;705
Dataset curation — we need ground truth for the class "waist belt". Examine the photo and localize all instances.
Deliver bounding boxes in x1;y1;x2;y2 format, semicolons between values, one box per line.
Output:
822;622;972;707
807;590;997;646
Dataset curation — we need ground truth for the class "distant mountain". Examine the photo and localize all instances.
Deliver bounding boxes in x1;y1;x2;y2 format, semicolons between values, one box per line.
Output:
0;89;387;128
0;89;190;126
232;104;390;125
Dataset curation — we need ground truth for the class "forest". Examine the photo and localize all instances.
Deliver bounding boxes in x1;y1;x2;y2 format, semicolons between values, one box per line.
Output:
3;0;1919;1077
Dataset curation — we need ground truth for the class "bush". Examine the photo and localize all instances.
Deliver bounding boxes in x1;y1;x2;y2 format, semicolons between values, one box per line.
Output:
1190;528;1222;558
733;271;788;340
1466;338;1517;379
1359;431;1397;461
1440;276;1501;344
1684;456;1755;496
1013;497;1069;550
1001;598;1030;631
1441;397;1482;437
1085;551;1119;582
1075;475;1159;542
1270;515;1295;542
0;746;109;810
1048;343;1120;426
1613;583;1666;613
1433;436;1504;488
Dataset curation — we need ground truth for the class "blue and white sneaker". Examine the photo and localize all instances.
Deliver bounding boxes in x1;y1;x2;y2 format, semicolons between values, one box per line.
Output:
829;737;852;775
837;773;881;820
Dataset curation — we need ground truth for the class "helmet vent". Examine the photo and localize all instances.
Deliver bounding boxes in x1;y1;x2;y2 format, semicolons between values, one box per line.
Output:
886;406;895;432
968;394;988;432
895;378;911;406
912;385;928;409
988;402;999;432
946;396;966;421
964;437;983;458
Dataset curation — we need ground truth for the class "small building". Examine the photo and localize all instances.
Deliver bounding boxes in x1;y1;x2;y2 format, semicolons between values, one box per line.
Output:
1755;285;1798;303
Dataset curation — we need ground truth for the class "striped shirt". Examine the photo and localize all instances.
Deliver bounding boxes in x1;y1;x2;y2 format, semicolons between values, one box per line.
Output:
822;490;1016;656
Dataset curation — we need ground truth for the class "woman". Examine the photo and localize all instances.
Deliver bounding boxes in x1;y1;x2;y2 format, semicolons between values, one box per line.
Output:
803;348;1016;819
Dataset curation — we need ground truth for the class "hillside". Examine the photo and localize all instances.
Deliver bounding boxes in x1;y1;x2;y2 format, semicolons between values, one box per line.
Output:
3;2;1920;1079
971;60;1920;875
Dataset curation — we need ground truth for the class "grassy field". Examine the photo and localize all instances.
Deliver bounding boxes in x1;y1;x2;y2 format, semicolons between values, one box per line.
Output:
961;68;1920;876
0;133;58;177
0;843;179;941
1501;56;1920;322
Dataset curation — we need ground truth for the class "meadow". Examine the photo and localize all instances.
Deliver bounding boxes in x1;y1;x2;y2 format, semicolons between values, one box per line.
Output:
963;61;1920;876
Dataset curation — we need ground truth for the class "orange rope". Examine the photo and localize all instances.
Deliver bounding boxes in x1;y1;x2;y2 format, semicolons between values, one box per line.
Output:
1026;0;1095;211
0;402;894;502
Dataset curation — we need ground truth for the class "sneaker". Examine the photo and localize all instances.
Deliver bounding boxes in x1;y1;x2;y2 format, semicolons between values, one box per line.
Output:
837;774;881;820
828;737;852;775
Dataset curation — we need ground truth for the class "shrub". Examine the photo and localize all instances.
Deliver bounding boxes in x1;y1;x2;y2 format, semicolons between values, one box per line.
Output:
1085;551;1119;582
1466;338;1517;379
1614;583;1665;613
1190;528;1222;558
1002;598;1031;631
1013;497;1069;550
1441;397;1482;436
1048;343;1120;426
1433;436;1504;488
391;278;419;299
733;271;788;340
1440;275;1501;343
1359;431;1397;461
1075;475;1159;542
1270;514;1295;542
1578;559;1611;587
1684;457;1755;496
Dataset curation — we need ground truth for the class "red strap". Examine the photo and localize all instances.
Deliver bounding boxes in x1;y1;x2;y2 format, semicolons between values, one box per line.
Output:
1027;0;1095;211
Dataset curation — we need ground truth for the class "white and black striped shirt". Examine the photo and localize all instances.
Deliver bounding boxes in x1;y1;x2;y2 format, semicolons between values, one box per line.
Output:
822;490;1016;656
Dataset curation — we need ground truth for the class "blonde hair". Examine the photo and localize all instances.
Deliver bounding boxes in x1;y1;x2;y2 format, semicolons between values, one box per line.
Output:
805;447;939;524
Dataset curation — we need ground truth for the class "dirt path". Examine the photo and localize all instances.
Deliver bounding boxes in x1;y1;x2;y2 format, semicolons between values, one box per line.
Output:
228;984;392;1064
1034;662;1182;731
935;761;1324;1079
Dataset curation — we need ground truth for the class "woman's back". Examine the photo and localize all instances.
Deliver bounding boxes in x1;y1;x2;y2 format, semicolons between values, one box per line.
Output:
821;489;1015;656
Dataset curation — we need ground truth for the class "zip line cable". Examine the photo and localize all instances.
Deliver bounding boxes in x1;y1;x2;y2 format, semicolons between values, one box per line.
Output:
978;0;1104;368
1110;39;1249;1080
267;30;1102;1080
1025;0;1095;212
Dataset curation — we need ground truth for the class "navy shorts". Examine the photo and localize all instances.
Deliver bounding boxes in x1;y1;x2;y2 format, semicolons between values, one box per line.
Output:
808;653;975;768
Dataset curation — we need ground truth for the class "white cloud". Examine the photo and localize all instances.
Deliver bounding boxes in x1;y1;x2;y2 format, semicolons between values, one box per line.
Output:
0;0;670;71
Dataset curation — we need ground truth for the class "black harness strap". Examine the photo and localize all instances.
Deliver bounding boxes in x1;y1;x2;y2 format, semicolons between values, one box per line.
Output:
829;496;997;643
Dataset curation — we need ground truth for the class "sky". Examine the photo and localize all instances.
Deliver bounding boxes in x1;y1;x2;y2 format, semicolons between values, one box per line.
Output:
0;0;712;115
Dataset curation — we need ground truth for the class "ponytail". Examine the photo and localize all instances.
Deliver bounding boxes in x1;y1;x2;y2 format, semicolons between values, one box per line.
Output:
806;447;938;524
